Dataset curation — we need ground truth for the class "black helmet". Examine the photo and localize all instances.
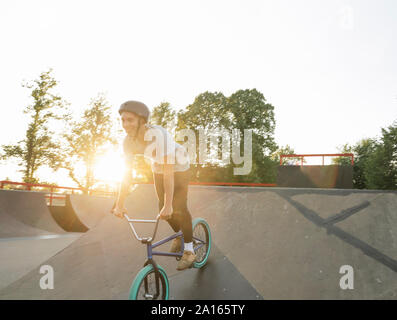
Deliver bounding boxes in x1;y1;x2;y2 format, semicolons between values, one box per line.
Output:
119;100;150;122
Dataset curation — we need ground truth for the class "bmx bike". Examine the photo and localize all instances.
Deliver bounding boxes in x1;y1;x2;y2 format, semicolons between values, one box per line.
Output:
124;213;211;300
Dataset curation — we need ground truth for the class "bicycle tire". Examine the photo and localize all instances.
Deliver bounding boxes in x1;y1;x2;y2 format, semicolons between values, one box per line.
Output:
129;264;169;300
192;218;211;268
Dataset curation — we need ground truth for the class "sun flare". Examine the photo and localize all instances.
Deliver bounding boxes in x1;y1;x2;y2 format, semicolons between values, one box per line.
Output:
93;150;143;183
93;150;126;182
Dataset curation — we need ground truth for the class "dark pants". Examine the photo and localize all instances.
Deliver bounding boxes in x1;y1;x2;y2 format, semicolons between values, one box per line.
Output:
153;170;193;243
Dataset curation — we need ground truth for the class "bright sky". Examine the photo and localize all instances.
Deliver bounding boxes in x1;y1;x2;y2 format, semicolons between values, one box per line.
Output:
0;0;396;185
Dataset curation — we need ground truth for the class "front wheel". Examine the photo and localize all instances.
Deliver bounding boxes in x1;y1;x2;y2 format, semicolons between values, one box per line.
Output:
129;264;169;300
192;218;211;268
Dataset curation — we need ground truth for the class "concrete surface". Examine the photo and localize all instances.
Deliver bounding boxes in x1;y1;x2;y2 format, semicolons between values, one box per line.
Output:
0;234;82;290
67;194;114;229
0;185;396;299
0;190;66;235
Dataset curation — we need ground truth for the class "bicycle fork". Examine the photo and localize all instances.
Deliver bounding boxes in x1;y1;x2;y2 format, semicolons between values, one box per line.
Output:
143;242;161;300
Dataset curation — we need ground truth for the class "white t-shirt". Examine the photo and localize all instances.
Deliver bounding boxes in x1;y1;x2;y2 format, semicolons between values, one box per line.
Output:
123;124;190;174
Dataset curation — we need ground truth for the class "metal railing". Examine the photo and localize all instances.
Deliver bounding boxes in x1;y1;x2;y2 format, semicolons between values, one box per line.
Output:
0;180;115;206
0;178;277;206
280;153;354;166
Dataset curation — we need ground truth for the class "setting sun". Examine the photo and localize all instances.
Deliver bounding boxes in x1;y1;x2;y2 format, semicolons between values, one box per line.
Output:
93;149;144;184
93;149;125;182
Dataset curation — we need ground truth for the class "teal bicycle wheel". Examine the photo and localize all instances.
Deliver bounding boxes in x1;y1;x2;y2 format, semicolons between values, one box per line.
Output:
129;264;169;300
192;218;211;268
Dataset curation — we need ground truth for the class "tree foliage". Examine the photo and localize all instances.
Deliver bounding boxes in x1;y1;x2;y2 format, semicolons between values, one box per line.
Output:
333;120;397;190
332;144;354;166
271;145;298;165
1;69;67;183
228;89;278;182
176;89;277;183
365;121;397;190
60;93;116;193
151;102;177;133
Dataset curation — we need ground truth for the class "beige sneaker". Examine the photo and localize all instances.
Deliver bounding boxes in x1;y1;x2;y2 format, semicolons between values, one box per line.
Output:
177;251;196;271
170;237;182;253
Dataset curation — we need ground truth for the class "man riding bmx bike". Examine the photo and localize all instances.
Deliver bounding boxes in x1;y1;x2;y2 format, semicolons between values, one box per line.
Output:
111;100;196;270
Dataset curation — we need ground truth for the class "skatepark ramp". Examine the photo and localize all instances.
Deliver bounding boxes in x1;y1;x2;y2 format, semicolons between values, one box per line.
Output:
0;190;66;236
0;189;83;290
66;194;115;229
0;188;118;234
48;194;120;232
0;186;396;299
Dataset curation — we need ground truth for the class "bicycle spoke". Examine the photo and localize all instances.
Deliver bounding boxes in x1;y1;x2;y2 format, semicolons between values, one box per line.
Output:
193;223;208;263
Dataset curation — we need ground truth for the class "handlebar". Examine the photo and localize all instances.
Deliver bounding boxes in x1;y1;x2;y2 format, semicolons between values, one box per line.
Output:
123;213;160;243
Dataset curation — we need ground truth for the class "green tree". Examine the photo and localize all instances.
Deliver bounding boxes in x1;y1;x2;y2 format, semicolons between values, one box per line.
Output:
177;91;229;180
353;139;377;189
1;69;68;183
271;144;297;165
60;93;116;193
151;102;177;133
365;121;397;190
177;89;278;183
228;89;278;183
332;144;354;166
334;139;376;189
178;91;231;130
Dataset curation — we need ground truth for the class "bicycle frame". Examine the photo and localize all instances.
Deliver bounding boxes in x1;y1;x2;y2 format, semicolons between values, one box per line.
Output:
123;214;206;258
124;213;208;299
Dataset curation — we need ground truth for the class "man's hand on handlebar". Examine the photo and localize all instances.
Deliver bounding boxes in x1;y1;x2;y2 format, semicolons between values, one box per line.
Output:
157;204;173;221
112;206;127;218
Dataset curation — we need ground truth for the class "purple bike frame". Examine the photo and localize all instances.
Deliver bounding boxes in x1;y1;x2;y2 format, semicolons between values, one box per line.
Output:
124;214;206;260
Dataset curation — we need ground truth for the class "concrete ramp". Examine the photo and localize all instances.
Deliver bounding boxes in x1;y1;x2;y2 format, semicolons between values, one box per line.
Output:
0;186;396;299
188;187;397;299
49;200;88;233
0;234;82;290
66;194;114;229
0;209;55;238
0;189;84;291
63;184;155;230
0;190;66;235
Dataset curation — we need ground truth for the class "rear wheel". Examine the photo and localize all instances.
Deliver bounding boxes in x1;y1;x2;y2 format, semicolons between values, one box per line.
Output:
192;218;211;268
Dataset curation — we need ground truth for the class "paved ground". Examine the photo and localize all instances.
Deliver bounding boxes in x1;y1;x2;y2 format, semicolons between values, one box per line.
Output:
0;234;82;290
0;185;396;299
0;190;82;292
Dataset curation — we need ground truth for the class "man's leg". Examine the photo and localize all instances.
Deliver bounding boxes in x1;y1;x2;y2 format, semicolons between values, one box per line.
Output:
153;172;181;234
153;170;193;244
172;170;196;270
172;170;193;243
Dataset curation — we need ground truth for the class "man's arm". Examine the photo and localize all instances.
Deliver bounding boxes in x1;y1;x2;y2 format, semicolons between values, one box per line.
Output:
163;162;174;207
158;156;174;220
113;166;132;217
117;170;132;207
